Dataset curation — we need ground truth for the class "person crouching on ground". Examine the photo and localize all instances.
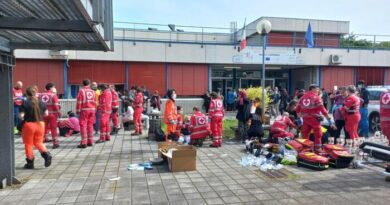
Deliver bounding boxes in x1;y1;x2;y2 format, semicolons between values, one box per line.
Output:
189;106;209;146
164;89;178;141
96;84;112;143
19;86;52;169
209;92;224;147
270;112;296;142
58;111;80;137
178;116;191;145
122;100;134;130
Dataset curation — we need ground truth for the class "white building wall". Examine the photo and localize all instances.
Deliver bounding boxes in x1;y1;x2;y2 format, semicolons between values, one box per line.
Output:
14;39;390;67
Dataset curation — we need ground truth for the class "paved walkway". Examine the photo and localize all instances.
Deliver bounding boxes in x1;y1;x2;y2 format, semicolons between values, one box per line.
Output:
0;131;389;205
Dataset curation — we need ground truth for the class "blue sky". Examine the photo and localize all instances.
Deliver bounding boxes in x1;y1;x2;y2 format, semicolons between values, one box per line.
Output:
113;0;390;35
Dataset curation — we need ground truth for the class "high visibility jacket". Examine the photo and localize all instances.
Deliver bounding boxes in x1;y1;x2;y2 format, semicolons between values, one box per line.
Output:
111;89;119;109
164;99;177;124
39;91;60;115
209;98;224;118
380;91;390;123
342;94;361;116
76;86;96;113
134;92;143;109
99;89;112;114
95;89;101;106
13;88;23;106
271;115;295;133
296;91;329;119
190;111;209;139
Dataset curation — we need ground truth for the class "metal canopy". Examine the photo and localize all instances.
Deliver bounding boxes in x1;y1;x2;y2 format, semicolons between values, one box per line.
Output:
0;0;114;52
0;0;113;188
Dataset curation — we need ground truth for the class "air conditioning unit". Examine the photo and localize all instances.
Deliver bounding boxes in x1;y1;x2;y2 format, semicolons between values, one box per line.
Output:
330;54;342;64
50;50;69;58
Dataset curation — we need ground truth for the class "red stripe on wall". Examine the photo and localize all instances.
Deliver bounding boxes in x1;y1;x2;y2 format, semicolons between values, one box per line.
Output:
168;64;208;96
129;63;166;96
356;67;385;86
68;60;126;85
14;59;64;94
322;66;354;92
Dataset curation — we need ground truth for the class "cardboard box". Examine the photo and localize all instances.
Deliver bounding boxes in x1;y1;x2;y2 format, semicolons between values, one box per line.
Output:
166;146;197;172
159;143;197;172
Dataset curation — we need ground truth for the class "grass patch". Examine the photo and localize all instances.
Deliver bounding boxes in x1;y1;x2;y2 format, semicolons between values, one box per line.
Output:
222;119;238;140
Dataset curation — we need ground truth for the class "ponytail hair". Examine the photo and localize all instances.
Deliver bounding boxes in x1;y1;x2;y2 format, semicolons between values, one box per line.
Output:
26;86;43;121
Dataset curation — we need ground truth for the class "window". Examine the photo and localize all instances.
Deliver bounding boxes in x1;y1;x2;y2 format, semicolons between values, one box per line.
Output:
368;90;383;101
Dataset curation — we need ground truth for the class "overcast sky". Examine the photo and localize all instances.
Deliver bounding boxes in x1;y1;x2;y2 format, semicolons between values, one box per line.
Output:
114;0;390;35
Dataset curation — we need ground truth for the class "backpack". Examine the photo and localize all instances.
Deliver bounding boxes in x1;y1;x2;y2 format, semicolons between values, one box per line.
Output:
154;127;166;141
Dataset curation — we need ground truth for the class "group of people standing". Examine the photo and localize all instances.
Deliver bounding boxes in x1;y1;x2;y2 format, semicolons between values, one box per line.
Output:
165;89;225;147
12;79;151;169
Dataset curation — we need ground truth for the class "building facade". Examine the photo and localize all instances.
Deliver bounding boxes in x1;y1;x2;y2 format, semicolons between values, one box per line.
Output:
13;17;390;98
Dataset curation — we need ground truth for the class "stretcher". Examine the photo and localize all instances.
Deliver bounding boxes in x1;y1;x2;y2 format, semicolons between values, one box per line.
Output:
297;152;329;171
355;141;390;180
323;144;354;168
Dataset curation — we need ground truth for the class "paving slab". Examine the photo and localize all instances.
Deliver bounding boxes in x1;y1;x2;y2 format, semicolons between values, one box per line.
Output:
0;131;388;205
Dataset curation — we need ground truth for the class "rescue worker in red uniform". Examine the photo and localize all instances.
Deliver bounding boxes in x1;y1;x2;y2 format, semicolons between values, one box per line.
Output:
175;106;184;138
189;106;210;146
271;112;296;140
342;86;361;142
13;81;24;134
110;85;120;135
380;89;390;145
96;84;112;143
76;79;96;148
133;87;144;135
39;83;61;148
164;89;178;141
296;84;333;152
209;92;224;147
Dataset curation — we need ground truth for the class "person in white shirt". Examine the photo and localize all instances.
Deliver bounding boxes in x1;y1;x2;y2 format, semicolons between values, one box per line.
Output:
122;100;149;131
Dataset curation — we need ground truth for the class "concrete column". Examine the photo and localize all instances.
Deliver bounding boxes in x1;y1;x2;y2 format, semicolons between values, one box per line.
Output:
0;63;16;187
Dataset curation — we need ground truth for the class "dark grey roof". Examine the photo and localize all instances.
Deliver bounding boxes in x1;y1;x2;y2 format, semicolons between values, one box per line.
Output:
0;0;113;51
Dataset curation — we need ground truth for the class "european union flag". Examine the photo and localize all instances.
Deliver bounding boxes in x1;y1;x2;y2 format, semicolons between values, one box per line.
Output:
305;22;314;48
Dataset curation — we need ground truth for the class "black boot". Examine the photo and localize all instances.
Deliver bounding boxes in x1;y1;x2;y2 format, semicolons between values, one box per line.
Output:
24;158;34;169
110;128;117;135
41;152;52;167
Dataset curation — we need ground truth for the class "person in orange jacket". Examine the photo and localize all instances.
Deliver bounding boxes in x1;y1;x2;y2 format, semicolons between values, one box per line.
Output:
133;87;144;135
209;92;225;147
342;85;361;142
296;84;333;153
164;89;178;141
39;83;61;148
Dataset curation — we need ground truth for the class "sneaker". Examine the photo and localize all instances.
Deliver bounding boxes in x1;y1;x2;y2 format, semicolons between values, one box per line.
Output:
77;144;87;149
52;144;60;149
95;140;104;144
87;143;93;147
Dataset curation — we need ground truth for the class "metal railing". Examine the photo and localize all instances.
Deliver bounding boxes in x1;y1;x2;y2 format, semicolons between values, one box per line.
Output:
58;98;205;117
113;21;390;50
